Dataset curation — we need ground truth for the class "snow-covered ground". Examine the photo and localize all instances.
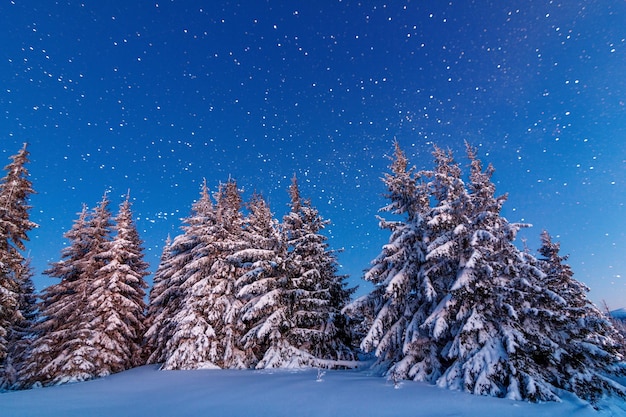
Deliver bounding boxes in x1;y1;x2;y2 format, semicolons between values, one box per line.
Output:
1;365;625;417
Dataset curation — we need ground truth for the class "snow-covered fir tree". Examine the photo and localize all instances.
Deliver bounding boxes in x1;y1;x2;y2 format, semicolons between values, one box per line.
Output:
236;176;354;369
345;142;436;378
23;194;114;386
0;143;38;388
155;179;254;370
22;205;94;386
86;194;149;375
144;182;215;367
2;260;36;389
230;192;287;365
143;235;172;362
405;144;473;383
282;176;355;365
190;178;254;368
532;231;625;402
349;142;626;403
422;144;555;401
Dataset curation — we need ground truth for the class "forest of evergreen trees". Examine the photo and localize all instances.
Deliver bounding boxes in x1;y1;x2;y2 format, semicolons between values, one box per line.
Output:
0;142;624;404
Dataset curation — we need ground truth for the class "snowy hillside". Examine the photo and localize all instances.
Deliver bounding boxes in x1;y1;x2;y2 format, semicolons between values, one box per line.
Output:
1;365;625;417
611;309;626;320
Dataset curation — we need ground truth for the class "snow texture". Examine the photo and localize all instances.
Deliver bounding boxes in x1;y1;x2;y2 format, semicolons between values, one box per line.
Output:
0;365;624;417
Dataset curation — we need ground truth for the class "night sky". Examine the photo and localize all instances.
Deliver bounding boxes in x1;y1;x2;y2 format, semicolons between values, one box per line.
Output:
1;1;625;307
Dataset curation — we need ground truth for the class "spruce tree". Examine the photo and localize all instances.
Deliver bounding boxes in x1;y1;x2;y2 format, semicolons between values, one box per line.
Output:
24;195;114;386
159;179;254;369
241;176;354;368
346;142;436;379
350;142;626;403
284;175;355;364
87;194;149;374
229;192;283;365
533;231;625;402
145;182;215;367
196;179;252;368
0;143;38;388
22;205;95;386
420;144;553;400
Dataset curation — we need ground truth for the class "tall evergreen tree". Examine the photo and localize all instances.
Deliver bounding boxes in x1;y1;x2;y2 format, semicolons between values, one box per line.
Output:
2;260;36;389
157;179;254;369
533;231;625;402
425;146;555;400
238;176;354;368
87;194;149;374
284;175;355;365
350;142;626;403
144;182;215;366
24;194;114;386
143;235;172;361
346;142;436;378
229;192;283;365
22;205;94;386
0;143;38;387
192;179;252;368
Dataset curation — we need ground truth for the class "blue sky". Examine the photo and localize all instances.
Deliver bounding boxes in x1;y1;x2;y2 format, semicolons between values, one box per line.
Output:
1;0;625;307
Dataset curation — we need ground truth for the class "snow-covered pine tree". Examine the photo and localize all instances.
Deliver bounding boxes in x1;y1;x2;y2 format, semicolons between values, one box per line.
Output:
0;144;38;270
346;142;437;379
143;235;172;362
87;194;149;375
23;194;114;386
0;143;38;388
200;179;254;368
414;144;570;401
59;194;114;381
533;231;625;402
352;142;626;403
160;179;254;369
2;260;37;389
405;144;473;383
144;181;216;367
22;205;95;386
229;192;283;365
352;143;544;397
246;175;354;369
